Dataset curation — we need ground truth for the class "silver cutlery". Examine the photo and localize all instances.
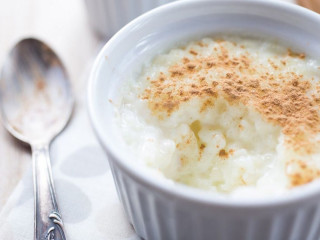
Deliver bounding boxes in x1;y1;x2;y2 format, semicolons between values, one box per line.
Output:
0;38;73;240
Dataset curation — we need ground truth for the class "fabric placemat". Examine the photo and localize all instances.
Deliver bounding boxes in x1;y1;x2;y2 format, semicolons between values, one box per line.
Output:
0;68;139;240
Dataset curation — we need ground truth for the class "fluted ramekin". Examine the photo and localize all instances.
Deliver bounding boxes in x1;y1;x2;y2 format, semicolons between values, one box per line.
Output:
84;0;177;38
88;1;320;239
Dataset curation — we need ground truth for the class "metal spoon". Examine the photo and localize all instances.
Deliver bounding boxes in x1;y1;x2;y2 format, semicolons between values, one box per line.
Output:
0;38;73;240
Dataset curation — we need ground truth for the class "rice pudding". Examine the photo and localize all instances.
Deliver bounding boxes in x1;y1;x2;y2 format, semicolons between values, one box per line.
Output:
117;36;320;196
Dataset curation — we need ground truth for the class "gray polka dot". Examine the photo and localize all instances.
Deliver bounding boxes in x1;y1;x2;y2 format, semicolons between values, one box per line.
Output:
60;145;109;178
55;179;92;223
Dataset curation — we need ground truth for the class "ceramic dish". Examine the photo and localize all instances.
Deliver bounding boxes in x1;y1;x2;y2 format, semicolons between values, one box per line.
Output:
84;0;177;38
88;1;320;239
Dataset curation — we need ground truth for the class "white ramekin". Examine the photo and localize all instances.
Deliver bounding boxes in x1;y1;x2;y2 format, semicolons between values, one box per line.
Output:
84;0;177;38
88;1;320;239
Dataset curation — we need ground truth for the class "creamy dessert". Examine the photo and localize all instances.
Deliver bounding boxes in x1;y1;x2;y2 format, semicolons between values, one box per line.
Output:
117;36;320;196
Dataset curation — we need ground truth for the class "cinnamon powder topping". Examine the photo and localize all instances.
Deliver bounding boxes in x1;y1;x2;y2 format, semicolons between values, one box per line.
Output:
139;38;320;184
287;159;320;186
219;149;228;159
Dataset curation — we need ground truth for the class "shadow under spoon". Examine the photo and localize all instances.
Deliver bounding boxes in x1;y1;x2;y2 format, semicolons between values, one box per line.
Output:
0;38;73;240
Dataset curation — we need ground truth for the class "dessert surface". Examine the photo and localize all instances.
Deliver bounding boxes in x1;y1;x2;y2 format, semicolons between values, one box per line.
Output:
118;36;320;196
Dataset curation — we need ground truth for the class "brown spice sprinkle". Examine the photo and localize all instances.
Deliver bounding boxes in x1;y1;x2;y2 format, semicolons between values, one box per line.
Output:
36;79;46;91
140;38;320;185
218;149;229;159
287;159;320;187
189;49;198;56
287;49;306;59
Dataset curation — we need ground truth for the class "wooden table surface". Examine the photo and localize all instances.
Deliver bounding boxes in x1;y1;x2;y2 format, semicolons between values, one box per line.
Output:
0;0;103;210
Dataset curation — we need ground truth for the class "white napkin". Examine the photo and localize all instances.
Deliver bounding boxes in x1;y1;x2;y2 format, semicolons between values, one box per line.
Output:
0;75;139;240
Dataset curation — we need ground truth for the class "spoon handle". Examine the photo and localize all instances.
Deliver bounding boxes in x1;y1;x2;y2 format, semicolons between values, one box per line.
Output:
32;145;66;240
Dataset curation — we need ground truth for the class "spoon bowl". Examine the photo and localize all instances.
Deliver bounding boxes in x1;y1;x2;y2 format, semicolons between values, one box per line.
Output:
0;38;73;240
0;38;73;145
